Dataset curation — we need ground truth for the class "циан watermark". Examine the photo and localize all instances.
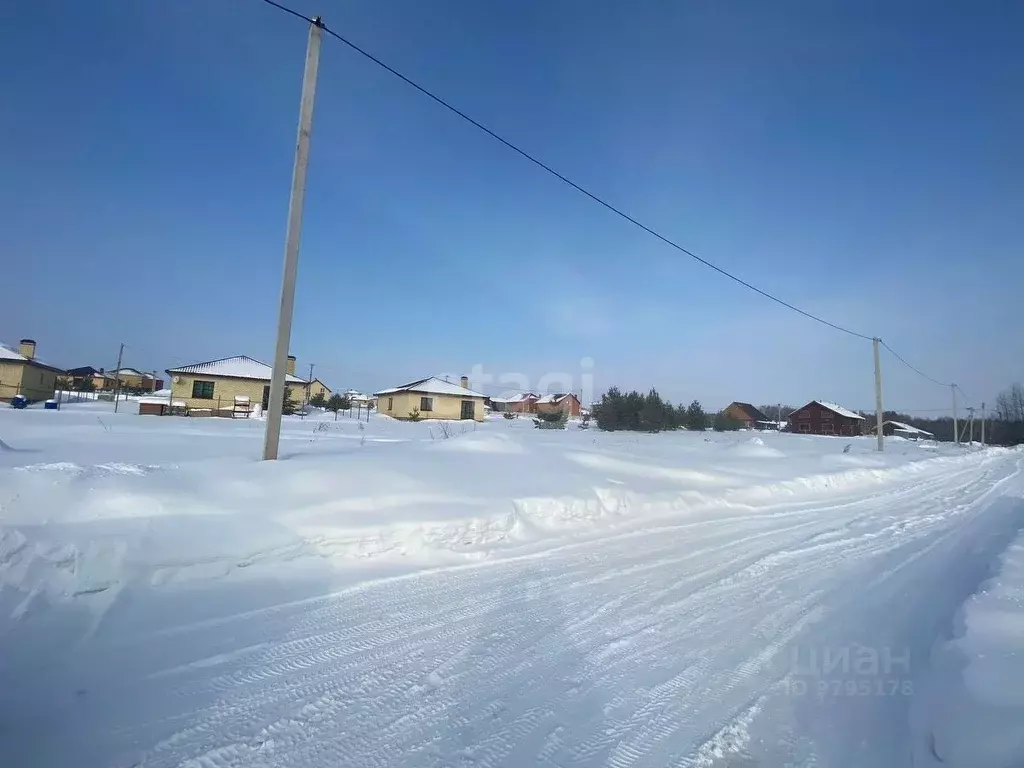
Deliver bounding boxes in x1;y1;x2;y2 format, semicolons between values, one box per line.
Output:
782;644;914;698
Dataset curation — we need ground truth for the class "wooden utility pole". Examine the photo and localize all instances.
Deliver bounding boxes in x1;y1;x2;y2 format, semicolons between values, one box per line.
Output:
873;338;884;452
952;384;959;446
263;17;324;460
112;342;124;413
981;402;986;446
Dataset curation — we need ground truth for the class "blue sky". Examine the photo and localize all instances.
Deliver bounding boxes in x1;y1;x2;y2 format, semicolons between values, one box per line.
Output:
2;0;1021;411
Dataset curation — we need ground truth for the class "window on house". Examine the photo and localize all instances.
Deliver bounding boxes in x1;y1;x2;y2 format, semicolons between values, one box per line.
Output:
39;372;44;384
388;397;393;411
192;380;215;399
420;396;433;412
799;422;811;433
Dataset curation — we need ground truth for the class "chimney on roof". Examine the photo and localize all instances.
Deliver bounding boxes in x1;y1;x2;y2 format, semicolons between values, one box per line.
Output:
460;375;469;390
19;339;36;360
286;355;296;376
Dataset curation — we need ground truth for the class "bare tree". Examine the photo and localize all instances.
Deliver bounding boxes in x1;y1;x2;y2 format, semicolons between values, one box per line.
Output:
995;383;1024;422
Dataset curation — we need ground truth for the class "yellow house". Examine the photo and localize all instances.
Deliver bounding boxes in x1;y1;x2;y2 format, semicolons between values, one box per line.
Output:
0;339;62;403
108;367;161;391
307;378;332;402
166;354;307;416
374;376;486;421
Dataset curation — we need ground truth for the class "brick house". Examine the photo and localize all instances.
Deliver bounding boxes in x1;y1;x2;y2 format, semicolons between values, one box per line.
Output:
723;402;769;429
66;366;114;391
166;355;307;416
534;392;582;417
307;378;333;402
489;392;538;414
0;339;62;403
788;400;865;436
374;376;487;421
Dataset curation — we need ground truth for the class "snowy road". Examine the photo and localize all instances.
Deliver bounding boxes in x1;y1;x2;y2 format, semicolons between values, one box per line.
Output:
6;449;1021;767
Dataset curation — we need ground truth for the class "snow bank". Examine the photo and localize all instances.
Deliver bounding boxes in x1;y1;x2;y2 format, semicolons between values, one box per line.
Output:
1;401;1022;767
0;404;1006;623
913;527;1024;767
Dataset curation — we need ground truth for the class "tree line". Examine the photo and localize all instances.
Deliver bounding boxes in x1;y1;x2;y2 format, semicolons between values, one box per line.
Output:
592;387;747;433
872;383;1023;446
309;391;356;413
591;383;1024;445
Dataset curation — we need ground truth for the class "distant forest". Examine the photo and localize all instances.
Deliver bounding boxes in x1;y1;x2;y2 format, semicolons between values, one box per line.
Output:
591;384;1024;445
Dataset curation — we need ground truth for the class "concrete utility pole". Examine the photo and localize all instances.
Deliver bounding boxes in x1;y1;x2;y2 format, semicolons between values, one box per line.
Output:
263;17;324;461
873;337;884;452
967;407;975;447
112;342;124;413
981;402;986;446
952;384;959;446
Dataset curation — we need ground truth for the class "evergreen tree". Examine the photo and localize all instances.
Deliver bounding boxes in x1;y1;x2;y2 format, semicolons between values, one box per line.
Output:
309;391;327;409
686;400;706;431
640;388;665;432
533;411;569;429
624;390;645;431
593;387;623;431
325;393;345;413
281;387;300;415
713;410;743;431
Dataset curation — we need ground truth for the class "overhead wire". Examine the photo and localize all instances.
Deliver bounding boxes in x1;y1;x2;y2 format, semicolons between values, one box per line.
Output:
878;341;951;388
254;0;872;341
254;0;969;395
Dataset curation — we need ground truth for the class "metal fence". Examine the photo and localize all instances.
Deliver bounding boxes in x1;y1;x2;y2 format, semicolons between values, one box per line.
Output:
2;383;374;423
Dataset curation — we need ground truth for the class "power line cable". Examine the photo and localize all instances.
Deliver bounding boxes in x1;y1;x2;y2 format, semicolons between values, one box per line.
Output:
878;340;951;388
254;0;976;392
255;0;872;342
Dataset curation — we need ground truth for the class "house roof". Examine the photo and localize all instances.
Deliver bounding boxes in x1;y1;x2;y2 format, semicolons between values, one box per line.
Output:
885;420;934;436
729;402;769;421
373;376;486;398
0;343;64;373
813;400;865;420
489;392;537;404
67;365;99;377
535;392;579;405
309;378;332;390
166;355;307;384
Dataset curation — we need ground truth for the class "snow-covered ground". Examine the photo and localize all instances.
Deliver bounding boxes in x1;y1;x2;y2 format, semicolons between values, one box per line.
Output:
1;401;1021;767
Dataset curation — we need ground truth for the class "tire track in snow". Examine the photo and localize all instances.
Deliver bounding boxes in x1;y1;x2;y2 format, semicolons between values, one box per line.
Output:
32;453;1022;768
